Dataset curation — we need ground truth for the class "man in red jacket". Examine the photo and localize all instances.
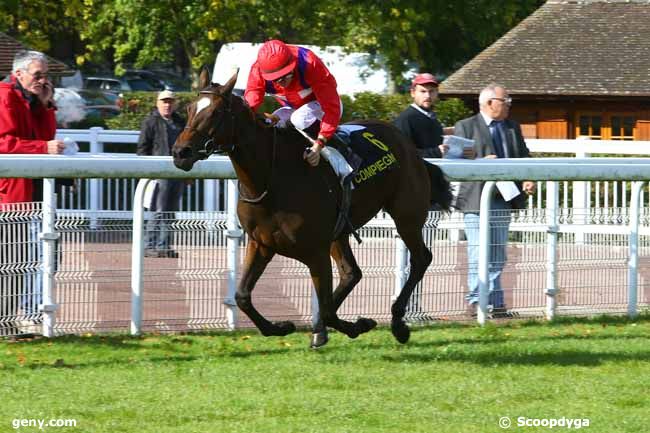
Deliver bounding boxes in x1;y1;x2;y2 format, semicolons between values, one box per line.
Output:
0;50;64;203
0;50;64;336
244;40;342;167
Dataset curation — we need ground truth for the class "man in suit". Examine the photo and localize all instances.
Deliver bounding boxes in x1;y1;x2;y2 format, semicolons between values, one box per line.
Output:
453;84;535;317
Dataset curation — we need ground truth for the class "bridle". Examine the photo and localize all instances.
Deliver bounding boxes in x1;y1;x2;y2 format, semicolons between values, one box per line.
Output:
186;88;237;159
187;88;275;204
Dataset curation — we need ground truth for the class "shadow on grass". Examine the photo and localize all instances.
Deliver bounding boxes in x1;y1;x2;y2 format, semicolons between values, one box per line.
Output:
380;347;650;366
3;314;650;370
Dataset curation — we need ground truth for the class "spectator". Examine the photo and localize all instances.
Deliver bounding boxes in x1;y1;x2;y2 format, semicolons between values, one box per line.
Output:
0;50;65;336
244;39;342;168
452;84;535;318
394;73;451;158
137;90;185;258
393;73;450;321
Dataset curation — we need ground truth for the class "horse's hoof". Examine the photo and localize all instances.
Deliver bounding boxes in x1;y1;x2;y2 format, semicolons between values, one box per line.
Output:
391;319;410;344
272;321;296;336
309;330;329;349
356;317;377;334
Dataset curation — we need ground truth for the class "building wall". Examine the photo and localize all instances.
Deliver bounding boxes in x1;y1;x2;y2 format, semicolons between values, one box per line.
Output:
509;100;650;141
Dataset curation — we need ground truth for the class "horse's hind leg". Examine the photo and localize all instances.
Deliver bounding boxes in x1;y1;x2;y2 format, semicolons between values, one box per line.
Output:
330;237;365;310
307;250;376;341
236;240;296;337
390;224;432;344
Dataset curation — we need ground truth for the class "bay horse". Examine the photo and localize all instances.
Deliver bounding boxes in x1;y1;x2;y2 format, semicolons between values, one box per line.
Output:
172;68;451;346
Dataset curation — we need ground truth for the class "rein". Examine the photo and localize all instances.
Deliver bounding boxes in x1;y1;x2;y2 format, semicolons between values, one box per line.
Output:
233;116;277;204
190;89;276;204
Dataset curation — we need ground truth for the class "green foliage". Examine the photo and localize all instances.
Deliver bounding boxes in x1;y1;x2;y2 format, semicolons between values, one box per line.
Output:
103;91;472;130
436;98;473;127
104;91;196;130
341;93;471;126
0;0;543;85
1;318;649;432
0;0;83;53
341;92;410;123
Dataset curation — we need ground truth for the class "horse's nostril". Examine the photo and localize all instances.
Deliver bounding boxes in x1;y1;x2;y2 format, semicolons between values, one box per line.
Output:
174;147;191;160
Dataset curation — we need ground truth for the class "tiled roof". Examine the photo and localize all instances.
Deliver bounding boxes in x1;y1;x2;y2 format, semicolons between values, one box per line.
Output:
0;32;74;78
440;0;650;97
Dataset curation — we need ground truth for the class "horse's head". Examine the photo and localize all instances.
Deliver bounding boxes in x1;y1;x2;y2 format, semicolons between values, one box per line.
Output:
172;67;240;171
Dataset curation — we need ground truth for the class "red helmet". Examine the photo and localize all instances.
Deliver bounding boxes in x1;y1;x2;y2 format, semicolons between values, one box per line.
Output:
257;40;296;81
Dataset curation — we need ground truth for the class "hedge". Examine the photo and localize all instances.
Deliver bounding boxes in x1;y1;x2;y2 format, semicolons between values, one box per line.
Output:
105;91;472;131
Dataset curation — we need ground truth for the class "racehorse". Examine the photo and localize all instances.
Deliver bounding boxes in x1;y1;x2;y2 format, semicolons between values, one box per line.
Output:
172;68;452;346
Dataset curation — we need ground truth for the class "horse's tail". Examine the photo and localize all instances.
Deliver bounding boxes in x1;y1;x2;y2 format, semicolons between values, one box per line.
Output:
424;161;453;211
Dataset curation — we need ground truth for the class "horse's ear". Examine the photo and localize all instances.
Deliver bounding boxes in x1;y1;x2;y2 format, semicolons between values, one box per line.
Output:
222;68;239;95
198;66;211;90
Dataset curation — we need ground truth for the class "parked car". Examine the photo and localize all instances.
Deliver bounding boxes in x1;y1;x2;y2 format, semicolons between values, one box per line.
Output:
54;88;121;128
125;69;192;91
84;76;158;92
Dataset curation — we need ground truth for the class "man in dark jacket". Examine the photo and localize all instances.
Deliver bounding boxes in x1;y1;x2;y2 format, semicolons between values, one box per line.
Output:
393;73;451;321
137;90;186;258
394;73;449;159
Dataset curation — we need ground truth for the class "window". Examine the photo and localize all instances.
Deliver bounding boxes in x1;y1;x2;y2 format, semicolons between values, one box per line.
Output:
575;113;636;140
610;115;635;140
579;115;602;139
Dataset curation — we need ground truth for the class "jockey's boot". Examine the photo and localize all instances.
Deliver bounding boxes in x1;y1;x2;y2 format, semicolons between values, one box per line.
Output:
302;120;321;140
329;133;363;183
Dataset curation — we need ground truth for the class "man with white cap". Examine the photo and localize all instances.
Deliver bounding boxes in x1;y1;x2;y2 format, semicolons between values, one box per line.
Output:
137;90;186;258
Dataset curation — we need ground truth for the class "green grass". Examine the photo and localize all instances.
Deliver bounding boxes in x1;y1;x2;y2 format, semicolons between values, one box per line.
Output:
2;316;649;433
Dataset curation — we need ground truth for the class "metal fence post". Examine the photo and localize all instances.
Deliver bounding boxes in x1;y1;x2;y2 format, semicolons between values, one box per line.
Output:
40;178;59;337
224;179;242;330
130;178;151;335
203;179;217;212
545;181;559;320
627;181;644;318
88;127;104;229
477;181;496;325
393;234;408;303
573;137;591;244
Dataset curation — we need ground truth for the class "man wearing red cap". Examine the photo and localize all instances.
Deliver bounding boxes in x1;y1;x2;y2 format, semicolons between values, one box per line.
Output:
393;73;448;159
244;40;342;167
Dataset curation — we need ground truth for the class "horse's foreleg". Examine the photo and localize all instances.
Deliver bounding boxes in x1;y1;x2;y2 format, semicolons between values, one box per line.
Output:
236;240;295;337
390;228;432;344
309;251;376;341
311;238;369;348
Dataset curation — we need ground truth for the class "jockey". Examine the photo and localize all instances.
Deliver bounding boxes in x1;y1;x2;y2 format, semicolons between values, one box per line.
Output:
244;39;342;167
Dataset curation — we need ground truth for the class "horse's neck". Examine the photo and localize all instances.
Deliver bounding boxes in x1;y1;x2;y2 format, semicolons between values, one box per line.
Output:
230;120;274;197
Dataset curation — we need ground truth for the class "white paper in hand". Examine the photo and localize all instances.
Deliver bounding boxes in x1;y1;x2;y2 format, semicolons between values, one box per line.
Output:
443;135;474;159
63;137;79;156
496;181;521;202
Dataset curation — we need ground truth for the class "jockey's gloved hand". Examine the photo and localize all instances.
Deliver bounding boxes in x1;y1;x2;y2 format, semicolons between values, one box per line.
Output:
304;135;326;167
263;112;280;126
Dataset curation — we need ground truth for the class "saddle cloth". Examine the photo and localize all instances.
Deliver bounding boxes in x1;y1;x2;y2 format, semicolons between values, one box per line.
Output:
334;125;399;186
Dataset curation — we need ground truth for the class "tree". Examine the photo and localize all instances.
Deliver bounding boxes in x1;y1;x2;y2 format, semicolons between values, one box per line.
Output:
328;0;545;82
0;0;84;65
2;0;543;87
